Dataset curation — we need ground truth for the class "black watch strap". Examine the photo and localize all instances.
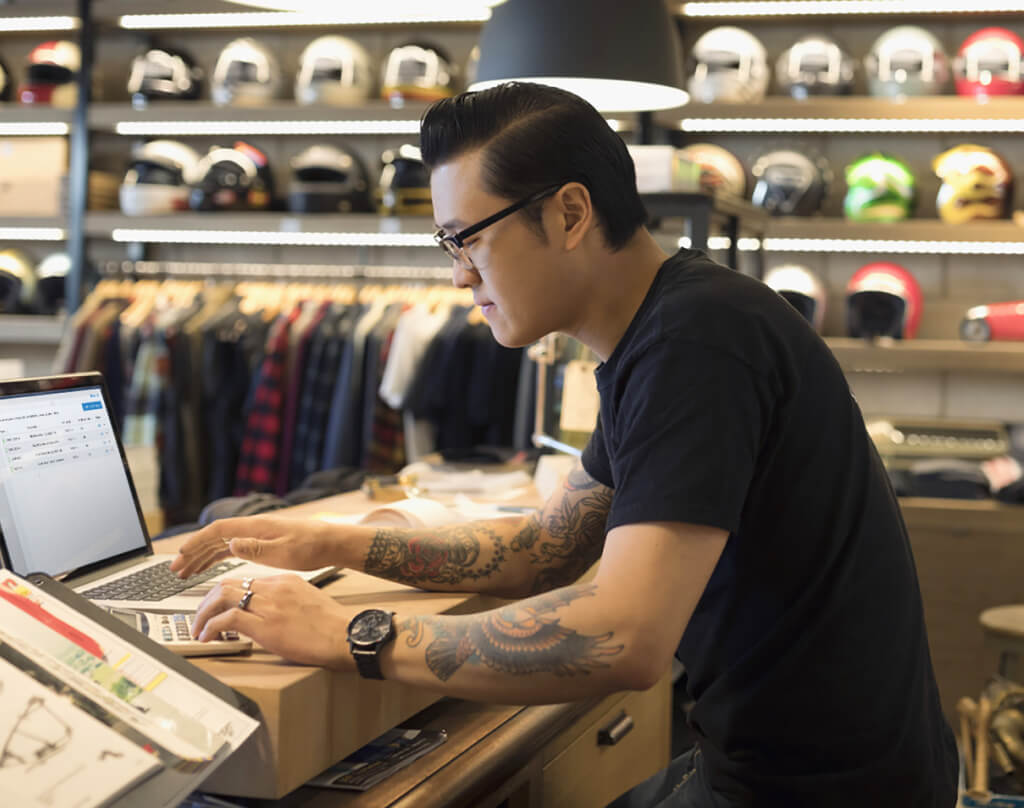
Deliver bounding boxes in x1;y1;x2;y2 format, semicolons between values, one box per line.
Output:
352;647;386;680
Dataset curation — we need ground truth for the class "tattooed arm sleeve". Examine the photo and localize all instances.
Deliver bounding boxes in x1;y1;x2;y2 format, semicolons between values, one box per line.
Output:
353;465;612;598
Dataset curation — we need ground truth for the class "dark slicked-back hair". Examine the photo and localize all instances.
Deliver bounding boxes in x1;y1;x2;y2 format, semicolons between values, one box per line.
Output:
420;82;647;251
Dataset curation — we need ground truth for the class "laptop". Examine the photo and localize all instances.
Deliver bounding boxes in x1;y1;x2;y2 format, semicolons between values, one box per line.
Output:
0;372;337;612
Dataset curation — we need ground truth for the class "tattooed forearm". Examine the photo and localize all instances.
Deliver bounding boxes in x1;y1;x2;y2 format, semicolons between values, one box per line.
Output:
518;468;613;594
396;584;624;682
364;525;507;586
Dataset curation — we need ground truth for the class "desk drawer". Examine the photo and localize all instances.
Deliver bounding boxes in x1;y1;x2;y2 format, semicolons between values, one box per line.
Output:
540;676;670;808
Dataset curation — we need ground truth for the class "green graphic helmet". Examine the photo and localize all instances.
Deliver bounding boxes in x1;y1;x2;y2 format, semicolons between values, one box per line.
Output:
843;153;916;222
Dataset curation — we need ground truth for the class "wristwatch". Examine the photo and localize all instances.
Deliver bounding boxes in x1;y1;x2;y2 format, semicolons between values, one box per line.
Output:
347;608;396;680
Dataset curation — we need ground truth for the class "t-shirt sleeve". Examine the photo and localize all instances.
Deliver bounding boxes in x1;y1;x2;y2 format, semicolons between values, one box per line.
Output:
581;413;614;488
606;338;772;534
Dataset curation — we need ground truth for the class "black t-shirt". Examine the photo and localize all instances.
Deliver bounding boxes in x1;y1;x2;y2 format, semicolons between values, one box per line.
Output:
582;249;957;807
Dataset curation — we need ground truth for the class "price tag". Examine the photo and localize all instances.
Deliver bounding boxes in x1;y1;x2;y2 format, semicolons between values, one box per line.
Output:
559;360;600;433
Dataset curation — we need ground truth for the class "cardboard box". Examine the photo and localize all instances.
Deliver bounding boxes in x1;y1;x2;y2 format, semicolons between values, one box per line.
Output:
627;145;702;194
0;137;67;216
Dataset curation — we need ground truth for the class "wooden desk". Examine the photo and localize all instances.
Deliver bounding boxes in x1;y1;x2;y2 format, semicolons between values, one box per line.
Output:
158;490;670;803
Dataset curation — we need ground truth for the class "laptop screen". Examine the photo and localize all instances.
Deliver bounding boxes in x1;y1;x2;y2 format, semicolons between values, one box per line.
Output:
0;377;149;577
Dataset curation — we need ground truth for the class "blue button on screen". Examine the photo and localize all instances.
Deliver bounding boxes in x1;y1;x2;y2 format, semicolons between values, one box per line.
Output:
82;401;102;411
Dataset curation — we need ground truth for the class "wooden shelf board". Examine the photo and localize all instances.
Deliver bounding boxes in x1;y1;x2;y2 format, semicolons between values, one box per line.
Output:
84;211;435;237
766;218;1024;243
0;314;65;344
657;96;1024;125
825;338;1024;374
898;497;1024;534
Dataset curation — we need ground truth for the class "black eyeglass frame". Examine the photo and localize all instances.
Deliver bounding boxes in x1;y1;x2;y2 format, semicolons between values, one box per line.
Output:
433;183;564;265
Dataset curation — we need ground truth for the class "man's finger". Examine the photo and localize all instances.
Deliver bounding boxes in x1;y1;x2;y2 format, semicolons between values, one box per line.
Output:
197;603;263;643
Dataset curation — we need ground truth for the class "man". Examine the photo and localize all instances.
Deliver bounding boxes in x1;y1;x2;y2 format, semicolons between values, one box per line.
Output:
176;82;957;806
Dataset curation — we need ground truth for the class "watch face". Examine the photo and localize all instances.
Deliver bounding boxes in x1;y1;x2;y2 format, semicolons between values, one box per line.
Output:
350;609;393;644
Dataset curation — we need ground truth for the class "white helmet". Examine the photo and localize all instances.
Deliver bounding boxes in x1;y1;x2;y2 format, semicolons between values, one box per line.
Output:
764;264;827;333
865;26;950;98
677;143;746;197
776;35;856;99
119;139;200;216
687;26;768;104
211;37;281;107
295;35;373;106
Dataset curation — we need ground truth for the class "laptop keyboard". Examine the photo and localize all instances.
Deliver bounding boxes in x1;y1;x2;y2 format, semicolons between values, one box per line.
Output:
81;560;245;601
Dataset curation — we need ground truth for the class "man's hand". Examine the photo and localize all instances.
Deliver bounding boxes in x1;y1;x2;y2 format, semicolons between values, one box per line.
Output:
190;575;354;670
169;516;339;578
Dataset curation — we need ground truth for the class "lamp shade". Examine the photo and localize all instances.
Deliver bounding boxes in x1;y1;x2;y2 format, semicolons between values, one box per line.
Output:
469;0;688;112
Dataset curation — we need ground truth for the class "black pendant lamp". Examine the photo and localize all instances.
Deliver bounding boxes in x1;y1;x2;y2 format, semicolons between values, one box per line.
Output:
469;0;688;112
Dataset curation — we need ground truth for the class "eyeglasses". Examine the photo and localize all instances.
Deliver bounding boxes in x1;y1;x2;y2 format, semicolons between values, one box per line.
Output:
434;184;563;269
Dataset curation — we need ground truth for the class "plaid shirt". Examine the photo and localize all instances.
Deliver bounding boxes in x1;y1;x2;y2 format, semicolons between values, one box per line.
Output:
234;310;297;494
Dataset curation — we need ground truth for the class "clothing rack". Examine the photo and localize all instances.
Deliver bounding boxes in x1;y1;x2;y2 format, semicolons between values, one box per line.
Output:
99;260;454;283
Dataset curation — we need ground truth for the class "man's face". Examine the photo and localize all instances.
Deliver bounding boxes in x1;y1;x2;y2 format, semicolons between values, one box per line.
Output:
430;149;571;348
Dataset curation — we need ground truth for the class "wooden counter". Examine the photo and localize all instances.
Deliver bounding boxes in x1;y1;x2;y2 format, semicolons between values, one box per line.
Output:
154;489;515;799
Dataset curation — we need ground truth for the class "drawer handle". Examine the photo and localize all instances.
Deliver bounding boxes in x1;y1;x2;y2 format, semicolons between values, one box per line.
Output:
597;711;634;746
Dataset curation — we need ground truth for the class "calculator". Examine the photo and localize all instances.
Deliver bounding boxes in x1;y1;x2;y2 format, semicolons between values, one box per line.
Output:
105;607;253;657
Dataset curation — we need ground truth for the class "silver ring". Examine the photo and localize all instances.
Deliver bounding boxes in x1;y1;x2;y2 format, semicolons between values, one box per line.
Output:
238;590;254;611
242;577;254;592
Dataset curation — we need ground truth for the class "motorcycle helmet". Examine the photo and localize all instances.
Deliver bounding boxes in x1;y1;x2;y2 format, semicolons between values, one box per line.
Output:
0;249;37;314
750;149;832;216
846;262;923;340
954;27;1024;98
677;143;746;197
381;42;457;104
188;141;274;211
933;144;1013;224
126;46;203;106
18;40;80;107
287;144;372;213
34;252;70;314
843;153;916;223
764;264;827;333
687;26;769;104
0;57;11;102
865;26;950;97
295;35;373;106
211;37;281;107
378;144;431;216
119;139;201;216
776;34;856;99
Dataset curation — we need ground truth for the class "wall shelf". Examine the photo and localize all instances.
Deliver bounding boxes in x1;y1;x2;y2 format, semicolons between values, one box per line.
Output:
0;314;65;344
675;1;1024;20
657;97;1024;134
758;218;1024;255
825;338;1024;374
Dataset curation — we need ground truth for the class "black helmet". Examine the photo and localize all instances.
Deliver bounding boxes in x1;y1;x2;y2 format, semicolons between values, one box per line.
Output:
287;144;371;214
776;35;855;99
378;144;431;216
751;148;832;216
34;252;70;314
188;141;274;211
0;56;12;102
127;46;203;106
0;249;37;313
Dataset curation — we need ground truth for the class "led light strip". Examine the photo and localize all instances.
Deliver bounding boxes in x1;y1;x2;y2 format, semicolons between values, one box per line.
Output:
112;119;626;137
681;235;1024;255
680;117;1024;134
0;227;66;241
111;229;437;247
118;9;491;29
119;260;452;280
680;1;1024;16
0;123;70;137
114;119;422;137
0;16;78;32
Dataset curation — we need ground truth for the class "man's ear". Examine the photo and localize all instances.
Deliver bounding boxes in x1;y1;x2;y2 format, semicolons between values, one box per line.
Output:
554;183;594;250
